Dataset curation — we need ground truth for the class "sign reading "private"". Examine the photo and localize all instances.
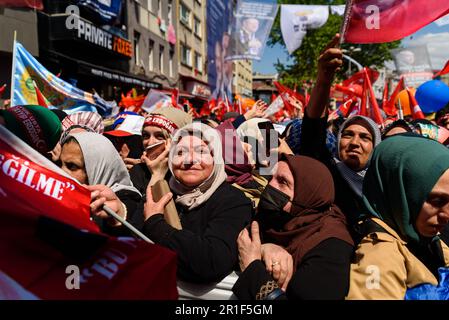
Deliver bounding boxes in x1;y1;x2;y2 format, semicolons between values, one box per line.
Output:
76;19;132;58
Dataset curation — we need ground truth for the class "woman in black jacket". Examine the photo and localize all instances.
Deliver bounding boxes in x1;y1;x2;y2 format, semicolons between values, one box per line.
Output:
142;123;253;283
233;155;354;300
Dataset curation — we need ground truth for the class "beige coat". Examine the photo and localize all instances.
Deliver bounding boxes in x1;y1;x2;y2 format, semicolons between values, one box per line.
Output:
346;218;449;300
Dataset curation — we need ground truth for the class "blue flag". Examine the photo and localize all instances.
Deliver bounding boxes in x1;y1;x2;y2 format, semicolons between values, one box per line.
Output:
11;42;111;116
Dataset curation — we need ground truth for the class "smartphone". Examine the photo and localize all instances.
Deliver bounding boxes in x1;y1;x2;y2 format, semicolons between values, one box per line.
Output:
151;180;182;230
145;141;166;160
257;122;280;156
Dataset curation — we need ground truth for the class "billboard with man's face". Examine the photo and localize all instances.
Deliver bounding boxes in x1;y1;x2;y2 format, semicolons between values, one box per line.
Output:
392;46;434;88
228;0;278;61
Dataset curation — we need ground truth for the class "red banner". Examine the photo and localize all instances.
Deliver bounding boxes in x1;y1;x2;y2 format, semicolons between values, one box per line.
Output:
342;0;449;43
0;135;96;232
0;0;43;10
0;128;178;299
0;214;178;299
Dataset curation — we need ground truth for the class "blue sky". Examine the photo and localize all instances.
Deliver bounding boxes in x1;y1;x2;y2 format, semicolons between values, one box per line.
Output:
254;17;449;74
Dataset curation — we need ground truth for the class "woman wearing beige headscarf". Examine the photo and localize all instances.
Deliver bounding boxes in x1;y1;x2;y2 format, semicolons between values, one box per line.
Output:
142;123;252;283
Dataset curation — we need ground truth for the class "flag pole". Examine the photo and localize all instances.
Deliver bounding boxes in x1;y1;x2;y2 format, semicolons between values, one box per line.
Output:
397;99;404;120
239;97;242;114
224;91;230;112
103;205;154;244
339;0;354;44
10;30;17;105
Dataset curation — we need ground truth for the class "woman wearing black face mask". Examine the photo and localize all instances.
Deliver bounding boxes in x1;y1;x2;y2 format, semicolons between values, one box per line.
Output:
233;155;354;300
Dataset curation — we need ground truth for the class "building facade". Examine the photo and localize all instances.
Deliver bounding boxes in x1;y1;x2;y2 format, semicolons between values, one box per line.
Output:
232;59;253;99
176;0;210;106
252;72;278;104
37;0;165;101
127;0;178;89
0;7;39;100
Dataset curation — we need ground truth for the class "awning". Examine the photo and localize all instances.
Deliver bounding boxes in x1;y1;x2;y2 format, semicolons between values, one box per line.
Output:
78;63;162;89
45;49;163;89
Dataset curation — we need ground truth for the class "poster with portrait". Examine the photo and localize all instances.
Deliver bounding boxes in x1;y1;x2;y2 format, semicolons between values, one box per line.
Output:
392;46;434;88
207;0;233;101
228;0;278;61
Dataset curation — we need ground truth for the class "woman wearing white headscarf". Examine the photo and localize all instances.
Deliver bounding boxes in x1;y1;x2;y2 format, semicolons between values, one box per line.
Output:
59;132;142;233
142;123;252;283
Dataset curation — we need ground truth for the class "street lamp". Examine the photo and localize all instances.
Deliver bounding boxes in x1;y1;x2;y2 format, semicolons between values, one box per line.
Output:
342;47;362;76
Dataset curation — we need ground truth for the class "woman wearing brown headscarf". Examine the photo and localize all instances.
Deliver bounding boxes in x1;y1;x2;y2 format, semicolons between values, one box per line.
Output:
233;155;354;300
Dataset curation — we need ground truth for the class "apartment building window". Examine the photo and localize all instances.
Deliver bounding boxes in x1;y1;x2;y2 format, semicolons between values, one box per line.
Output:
194;17;201;38
146;0;153;13
169;49;175;78
148;40;154;71
181;44;191;67
180;3;191;27
194;52;203;73
168;0;173;23
134;31;141;65
159;45;165;74
157;0;162;17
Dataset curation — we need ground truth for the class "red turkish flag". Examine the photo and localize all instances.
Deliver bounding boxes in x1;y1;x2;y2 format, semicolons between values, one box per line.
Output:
343;68;379;87
434;60;449;78
407;88;426;119
341;0;449;43
364;70;384;125
383;77;405;116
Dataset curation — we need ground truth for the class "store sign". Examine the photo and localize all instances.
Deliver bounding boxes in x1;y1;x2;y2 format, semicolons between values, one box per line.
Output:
76;18;132;58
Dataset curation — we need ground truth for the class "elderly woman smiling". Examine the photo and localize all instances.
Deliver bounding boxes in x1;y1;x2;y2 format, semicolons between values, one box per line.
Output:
142;123;252;283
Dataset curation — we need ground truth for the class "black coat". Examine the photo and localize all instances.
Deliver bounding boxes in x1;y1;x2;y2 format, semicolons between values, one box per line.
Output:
142;182;252;283
232;238;353;300
299;115;365;227
129;162;171;198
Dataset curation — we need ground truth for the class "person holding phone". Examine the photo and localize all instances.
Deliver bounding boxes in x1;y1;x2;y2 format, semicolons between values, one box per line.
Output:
142;123;252;283
236;118;279;170
129;107;192;197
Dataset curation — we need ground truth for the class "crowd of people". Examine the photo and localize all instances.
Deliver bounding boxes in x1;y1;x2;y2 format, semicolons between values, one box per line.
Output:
1;34;449;300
